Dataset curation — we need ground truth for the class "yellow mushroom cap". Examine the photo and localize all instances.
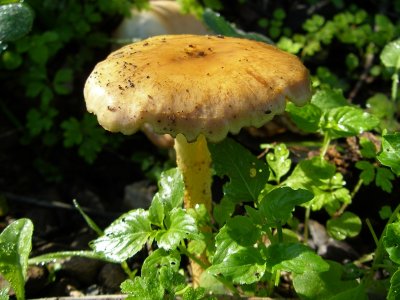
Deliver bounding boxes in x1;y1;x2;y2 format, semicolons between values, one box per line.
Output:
84;34;311;142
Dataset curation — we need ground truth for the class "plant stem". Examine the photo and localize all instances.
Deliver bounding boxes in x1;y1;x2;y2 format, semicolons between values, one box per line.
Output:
276;222;283;243
303;206;311;244
320;133;331;160
121;261;136;280
392;72;399;102
335;178;364;217
179;245;239;296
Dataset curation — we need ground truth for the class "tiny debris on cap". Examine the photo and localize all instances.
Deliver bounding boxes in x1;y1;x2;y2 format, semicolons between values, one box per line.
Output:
84;34;312;142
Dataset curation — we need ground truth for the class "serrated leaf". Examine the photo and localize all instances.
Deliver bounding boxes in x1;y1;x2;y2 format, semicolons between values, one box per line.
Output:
0;3;34;42
156;208;198;250
182;287;206;300
210;138;269;204
355;161;375;185
293;260;358;299
377;133;400;176
90;209;152;262
265;243;328;274
226;216;260;247
327;212;362;240
0;219;33;300
375;167;394;193
388;268;400;300
149;168;184;226
320;106;380;139
121;277;164;300
384;221;400;264
202;8;273;44
259;187;313;226
141;249;181;277
286;102;322;133
266;143;292;182
381;39;400;69
159;266;186;293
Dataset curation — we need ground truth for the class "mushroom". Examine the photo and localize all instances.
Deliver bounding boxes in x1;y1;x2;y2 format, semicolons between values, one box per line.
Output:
84;34;312;284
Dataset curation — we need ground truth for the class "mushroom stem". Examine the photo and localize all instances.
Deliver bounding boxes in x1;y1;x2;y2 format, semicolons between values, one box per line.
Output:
174;133;212;286
174;133;212;213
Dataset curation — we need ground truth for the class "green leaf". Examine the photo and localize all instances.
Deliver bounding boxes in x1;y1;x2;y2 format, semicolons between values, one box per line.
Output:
149;168;184;226
202;8;273;44
379;205;392;220
359;137;377;159
0;219;33;300
159;266;186;294
0;287;9;300
141;249;181;277
61;114;107;163
210;138;269;204
259;187;313;226
90;209;152;262
265;243;329;274
381;38;400;69
53;68;73;95
326;212;362;240
293;260;359;300
156;208;198;250
384;221;400;264
121;277;164;300
285;157;350;214
286;102;322;133
26;107;58;136
320;106;380;138
266;143;292;182
375;167;394;193
355;161;375;185
207;246;265;284
182;287;206;300
377;133;400;176
311;88;348;110
366;93;396;119
388;269;400;300
28;43;49;65
226;216;260;247
0;3;34;42
1;50;22;69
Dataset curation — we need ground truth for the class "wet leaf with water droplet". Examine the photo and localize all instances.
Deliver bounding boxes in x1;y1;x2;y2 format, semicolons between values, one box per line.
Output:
0;218;33;300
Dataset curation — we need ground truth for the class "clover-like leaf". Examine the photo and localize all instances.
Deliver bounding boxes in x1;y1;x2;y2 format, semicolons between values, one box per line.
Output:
265;243;329;274
90;209;152;262
210;138;269;204
375;167;395;193
377;133;400;176
327;212;362;240
355;161;375;185
156;208;198;250
0;219;33;300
